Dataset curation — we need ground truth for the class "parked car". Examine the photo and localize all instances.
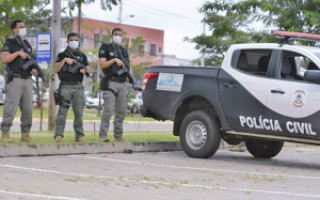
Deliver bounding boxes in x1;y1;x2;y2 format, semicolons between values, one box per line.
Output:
0;75;5;105
128;92;143;114
85;91;104;108
33;88;49;104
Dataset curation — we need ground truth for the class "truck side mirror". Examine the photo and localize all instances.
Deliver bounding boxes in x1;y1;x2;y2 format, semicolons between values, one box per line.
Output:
304;70;320;84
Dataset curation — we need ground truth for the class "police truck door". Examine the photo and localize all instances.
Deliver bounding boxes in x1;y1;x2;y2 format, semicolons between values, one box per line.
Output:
267;50;320;140
219;49;275;134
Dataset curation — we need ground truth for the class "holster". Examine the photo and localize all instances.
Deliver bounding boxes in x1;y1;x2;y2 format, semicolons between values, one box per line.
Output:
6;72;13;84
53;87;72;108
99;75;110;91
53;90;60;105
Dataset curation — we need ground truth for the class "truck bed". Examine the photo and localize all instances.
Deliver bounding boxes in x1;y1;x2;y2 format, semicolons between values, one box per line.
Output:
143;66;221;121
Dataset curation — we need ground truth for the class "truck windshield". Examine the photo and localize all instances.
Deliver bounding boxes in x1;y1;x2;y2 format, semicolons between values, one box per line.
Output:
313;52;320;60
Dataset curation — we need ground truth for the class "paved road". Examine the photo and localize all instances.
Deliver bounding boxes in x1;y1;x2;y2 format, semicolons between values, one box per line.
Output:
9;119;173;132
1;144;320;200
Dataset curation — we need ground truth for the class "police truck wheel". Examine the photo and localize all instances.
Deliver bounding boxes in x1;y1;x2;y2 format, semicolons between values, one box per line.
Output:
180;110;221;158
245;140;284;159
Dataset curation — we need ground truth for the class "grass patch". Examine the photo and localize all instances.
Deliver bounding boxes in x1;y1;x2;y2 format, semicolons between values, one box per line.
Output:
0;106;159;121
64;178;79;182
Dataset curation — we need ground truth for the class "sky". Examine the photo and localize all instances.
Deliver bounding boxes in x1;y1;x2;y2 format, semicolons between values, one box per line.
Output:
66;0;208;60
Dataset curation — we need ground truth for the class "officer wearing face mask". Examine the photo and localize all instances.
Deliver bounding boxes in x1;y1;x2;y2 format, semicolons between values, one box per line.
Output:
1;20;37;143
53;32;89;143
98;27;131;142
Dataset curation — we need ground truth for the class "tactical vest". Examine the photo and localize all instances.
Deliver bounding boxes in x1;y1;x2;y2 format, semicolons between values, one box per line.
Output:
5;38;32;75
58;49;84;82
102;44;128;77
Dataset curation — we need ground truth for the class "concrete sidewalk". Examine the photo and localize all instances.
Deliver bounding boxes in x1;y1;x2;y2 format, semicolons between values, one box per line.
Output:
0;141;182;157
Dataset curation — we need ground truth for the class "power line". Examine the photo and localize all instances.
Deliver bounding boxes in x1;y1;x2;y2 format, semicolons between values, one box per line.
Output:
125;1;202;25
128;0;200;22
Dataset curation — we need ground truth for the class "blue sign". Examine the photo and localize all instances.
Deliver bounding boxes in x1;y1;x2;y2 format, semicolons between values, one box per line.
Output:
36;32;51;62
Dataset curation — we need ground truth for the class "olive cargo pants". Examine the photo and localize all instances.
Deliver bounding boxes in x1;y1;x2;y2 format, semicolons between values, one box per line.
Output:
1;78;33;133
99;81;127;139
54;83;85;139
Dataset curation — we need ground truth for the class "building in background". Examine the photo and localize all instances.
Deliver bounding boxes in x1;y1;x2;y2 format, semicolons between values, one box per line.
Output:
163;55;194;66
73;18;164;67
27;17;165;91
28;17;164;67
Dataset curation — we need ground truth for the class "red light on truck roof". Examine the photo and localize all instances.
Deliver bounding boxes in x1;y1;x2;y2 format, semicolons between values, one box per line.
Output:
274;31;320;42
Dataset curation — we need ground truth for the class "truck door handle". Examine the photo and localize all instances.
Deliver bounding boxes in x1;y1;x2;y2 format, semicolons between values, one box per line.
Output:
224;84;237;88
271;90;285;94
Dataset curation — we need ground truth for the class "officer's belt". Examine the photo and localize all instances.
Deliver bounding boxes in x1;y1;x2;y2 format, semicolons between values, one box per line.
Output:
61;81;82;85
13;74;31;79
109;76;126;83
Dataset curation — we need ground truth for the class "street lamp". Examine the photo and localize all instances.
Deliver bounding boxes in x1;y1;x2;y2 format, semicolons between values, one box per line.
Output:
120;14;135;24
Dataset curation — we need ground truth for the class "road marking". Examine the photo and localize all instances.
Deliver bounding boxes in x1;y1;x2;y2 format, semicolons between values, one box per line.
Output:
296;147;320;152
0;164;171;185
70;155;320;180
0;189;86;200
1;164;320;199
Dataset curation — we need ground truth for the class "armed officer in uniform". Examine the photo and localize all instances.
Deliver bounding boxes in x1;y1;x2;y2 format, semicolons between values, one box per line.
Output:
98;28;130;142
1;20;37;143
54;32;89;142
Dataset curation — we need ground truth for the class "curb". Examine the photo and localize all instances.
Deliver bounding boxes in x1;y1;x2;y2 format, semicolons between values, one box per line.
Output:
0;141;182;157
12;118;173;125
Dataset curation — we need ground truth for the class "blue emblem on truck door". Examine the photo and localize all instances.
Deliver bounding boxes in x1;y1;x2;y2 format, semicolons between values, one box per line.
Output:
292;90;305;108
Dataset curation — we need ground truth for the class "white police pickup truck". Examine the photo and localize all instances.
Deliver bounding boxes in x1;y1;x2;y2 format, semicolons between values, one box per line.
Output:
141;31;320;158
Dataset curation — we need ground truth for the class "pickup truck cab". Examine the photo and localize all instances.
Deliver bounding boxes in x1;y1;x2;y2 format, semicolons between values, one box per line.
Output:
141;31;320;158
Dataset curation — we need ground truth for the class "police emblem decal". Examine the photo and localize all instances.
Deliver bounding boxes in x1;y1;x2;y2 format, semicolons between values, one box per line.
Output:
292;90;305;108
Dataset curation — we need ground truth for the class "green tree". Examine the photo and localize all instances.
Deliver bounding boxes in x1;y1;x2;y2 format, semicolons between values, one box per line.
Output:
246;0;320;32
65;0;119;35
0;0;51;45
188;0;320;66
67;0;118;12
186;0;254;66
0;0;51;89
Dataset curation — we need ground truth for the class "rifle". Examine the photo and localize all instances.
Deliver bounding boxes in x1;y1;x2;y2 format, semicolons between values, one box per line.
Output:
16;35;47;82
64;49;90;77
114;45;141;91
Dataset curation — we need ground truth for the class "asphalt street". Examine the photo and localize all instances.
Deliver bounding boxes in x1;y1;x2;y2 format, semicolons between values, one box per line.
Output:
1;144;320;200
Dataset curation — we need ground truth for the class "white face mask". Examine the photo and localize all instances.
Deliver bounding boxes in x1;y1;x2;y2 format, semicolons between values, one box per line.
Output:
18;28;27;37
112;35;122;44
69;40;79;50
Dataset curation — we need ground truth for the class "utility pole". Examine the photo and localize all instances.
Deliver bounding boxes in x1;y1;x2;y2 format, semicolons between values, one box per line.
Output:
201;0;206;67
48;0;61;130
118;0;123;24
78;0;82;46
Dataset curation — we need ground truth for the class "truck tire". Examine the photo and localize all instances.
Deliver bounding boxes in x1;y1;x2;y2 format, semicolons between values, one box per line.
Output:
180;110;221;158
245;140;284;159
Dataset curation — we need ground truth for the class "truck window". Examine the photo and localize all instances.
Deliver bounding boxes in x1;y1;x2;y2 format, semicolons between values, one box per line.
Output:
235;50;272;77
280;51;319;81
